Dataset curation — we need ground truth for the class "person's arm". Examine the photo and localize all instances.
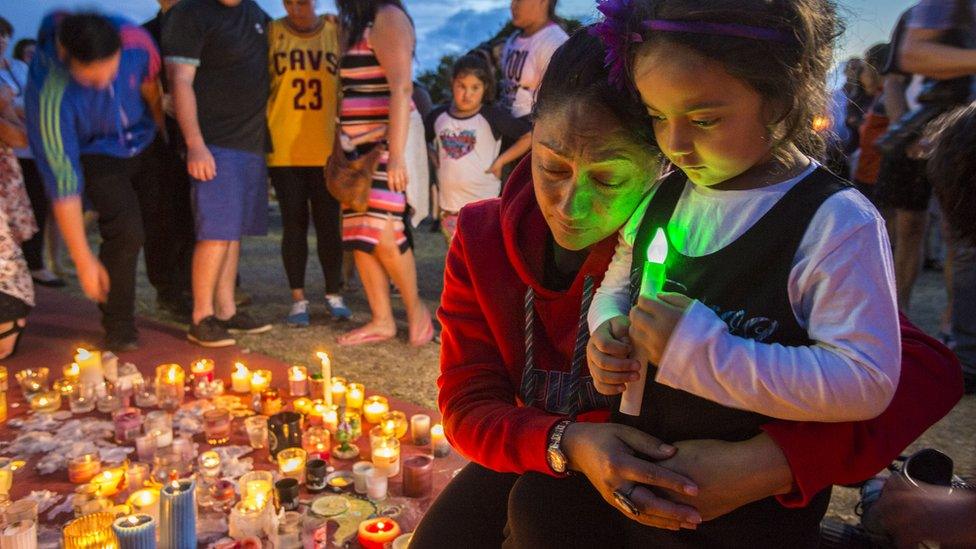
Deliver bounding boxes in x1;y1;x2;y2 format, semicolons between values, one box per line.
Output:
141;78;165;136
52;197;110;302
901;27;976;79
0;88;27;149
370;5;414;193
166;62;214;181
486;133;530;178
883;74;910;122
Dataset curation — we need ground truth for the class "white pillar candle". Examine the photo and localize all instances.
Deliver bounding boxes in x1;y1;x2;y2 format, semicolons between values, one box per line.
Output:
231;362;251;393
365;466;388;501
431;424;451;458
74;348;104;387
352;461;372;495
0;519;37;549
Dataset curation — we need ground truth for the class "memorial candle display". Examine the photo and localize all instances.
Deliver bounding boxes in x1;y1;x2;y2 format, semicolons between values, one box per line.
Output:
155;364;185;412
315;352;332;405
620;227;668;416
431;423;451;457
358;517;401;549
231;362;251;393
160;479;196;548
74;348;103;387
288;366;308;397
250;370;271;394
190;359;215;382
363;396;389;424
62;512;116;549
112;515;155;549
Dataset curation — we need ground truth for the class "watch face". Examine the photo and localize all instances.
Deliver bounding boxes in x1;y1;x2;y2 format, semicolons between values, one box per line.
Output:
547;447;567;473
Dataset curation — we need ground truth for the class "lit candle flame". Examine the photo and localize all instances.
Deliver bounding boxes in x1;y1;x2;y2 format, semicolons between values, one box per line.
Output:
234;362;248;375
647;228;668;265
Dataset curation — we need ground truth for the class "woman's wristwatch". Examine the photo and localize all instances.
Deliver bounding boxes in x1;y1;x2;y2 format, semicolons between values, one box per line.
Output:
546;420;574;474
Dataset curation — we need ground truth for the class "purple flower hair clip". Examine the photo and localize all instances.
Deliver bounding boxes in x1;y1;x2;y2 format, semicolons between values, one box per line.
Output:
589;0;643;90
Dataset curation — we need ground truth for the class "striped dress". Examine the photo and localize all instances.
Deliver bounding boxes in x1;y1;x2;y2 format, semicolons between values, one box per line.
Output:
338;26;409;254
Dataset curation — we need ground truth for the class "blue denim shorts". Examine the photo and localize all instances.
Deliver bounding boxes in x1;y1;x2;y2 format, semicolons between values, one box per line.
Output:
191;146;268;241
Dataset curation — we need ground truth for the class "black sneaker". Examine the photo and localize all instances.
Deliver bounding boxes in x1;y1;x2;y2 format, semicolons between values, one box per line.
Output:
217;311;272;335
104;330;139;353
188;316;236;347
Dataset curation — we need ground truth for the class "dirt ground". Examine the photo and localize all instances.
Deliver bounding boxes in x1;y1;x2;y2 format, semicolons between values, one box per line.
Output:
66;206;973;524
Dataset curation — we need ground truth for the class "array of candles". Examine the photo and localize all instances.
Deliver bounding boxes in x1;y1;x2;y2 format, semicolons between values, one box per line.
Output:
1;350;452;548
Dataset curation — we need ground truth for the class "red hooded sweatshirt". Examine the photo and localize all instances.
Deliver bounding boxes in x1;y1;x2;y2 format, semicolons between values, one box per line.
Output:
438;157;963;507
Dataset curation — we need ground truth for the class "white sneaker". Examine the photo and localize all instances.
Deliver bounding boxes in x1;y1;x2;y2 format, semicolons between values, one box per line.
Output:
286;300;310;327
325;294;351;320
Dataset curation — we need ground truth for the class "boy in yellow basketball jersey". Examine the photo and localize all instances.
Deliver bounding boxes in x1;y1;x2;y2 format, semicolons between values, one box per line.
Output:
267;0;349;326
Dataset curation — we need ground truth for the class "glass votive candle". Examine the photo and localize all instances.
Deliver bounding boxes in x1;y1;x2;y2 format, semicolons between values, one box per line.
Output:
330;377;347;406
288;365;308;397
352;461;372;495
95;387;120;414
15;368;49;398
362;396;389;424
151;449;189;483
365;466;388;501
260;388;283;416
277;448;307;484
63;511;116;549
244;415;269;449
202;408;231;445
54;378;75;398
292;397;313;416
29;390;61;413
346;383;365;411
431;423;451;457
370;436;400;477
67;453;102;484
172;435;196;463
133;378;158;408
309;374;327;405
155;364;185;412
90;465;126;497
410;414;431;446
380;411;408;439
319;402;340;433
126;489;161;524
112;407;142;443
124;462;150;496
239;471;274;510
144;411;173;447
302;426;331;459
249;369;271;394
368;425;386;448
198;450;221;479
190;359;215;382
135;433;157;463
228;501;264;539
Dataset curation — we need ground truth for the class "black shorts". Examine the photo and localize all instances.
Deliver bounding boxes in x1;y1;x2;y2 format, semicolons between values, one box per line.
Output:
0;293;30;324
875;154;931;211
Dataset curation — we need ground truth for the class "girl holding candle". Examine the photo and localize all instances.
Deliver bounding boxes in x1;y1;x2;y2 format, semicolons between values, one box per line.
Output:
412;22;964;549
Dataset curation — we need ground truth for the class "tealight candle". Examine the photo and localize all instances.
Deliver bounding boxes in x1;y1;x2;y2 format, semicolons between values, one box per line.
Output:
368;425;387;448
363;396;389;424
311;401;339;433
249;370;271;394
277;448;307;484
67;453;102;484
410;414;431;446
63;362;80;383
126;489;160;525
380;411;408;439
154;364;185;412
330;377;347;407
302;426;331;459
190;359;215;382
90;464;126;497
228;502;264;539
112;514;155;549
95;389;120;414
144;411;173;448
63;512;115;549
54;378;75;397
292;397;313;416
29;390;61;413
371;436;400;477
198;450;221;479
260;388;283;416
358;517;401;549
431;424;451;457
231;362;251;393
243;416;268;449
160;479;196;548
202;408;231;445
315;352;332;405
346;383;365;411
288;365;308;397
74;348;104;387
123;463;150;498
239;471;273;510
14;368;48;398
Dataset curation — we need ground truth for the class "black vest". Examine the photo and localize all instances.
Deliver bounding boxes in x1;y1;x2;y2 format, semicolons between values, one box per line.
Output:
614;167;850;548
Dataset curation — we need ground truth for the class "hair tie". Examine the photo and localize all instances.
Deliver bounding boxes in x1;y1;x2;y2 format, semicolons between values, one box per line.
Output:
588;0;643;90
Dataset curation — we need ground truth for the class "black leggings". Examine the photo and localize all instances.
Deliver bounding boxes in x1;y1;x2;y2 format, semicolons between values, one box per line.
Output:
269;167;343;294
17;159;47;271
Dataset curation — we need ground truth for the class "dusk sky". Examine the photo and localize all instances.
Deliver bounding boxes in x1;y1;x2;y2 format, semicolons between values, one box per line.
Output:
4;0;916;72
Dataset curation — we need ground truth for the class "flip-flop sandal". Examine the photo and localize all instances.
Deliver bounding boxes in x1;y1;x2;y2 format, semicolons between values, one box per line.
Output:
337;329;394;346
0;320;26;359
409;317;436;347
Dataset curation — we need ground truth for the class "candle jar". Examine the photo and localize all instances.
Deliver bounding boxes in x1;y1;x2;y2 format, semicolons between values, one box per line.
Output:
371;436;400;477
239;471;273;510
380;411;408;439
288;365;308;397
260;388;283;416
365;466;388;501
302;426;330;459
28;390;61;413
123;463;150;497
305;458;328;493
403;455;434;498
1;519;37;549
279;511;303;549
133;378;158;408
362;396;389;424
231;362;251;393
358;517;401;549
112;514;155;549
194;379;225;400
15;368;49;399
152;449;189;483
352;462;372;495
277;448;307;484
268;412;303;459
190;359;215;382
431;423;451;457
228;501;264;539
197;450;221;479
244;416;268;449
95;386;120;414
346;383;365;412
208;479;236;514
410;414;431;446
155;364;186;412
202;408;231;445
329;377;347;406
172;436;196;463
113;407;143;444
68;454;102;484
63;511;116;549
134;433;157;463
249;369;271;394
368;425;387;448
54;378;75;398
144;411;173;447
275;478;300;511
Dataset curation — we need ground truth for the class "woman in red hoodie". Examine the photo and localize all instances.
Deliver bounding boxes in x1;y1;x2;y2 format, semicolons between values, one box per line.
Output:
411;29;963;548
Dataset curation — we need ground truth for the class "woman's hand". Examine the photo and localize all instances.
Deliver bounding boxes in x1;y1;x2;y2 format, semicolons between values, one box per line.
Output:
561;422;703;530
386;152;409;193
653;434;795;521
628;292;693;365
587;315;640;395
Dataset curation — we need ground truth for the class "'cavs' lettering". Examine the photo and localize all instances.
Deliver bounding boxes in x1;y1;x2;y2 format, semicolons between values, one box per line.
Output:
273;49;339;75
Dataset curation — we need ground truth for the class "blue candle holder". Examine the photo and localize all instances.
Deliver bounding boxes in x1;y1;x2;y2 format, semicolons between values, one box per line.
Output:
160;479;196;548
112;514;156;549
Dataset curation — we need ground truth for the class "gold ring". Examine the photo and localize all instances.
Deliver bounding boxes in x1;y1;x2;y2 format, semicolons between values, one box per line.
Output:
612;487;640;516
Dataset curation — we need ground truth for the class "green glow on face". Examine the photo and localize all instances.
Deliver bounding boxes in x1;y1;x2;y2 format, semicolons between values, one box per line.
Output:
647;227;668;264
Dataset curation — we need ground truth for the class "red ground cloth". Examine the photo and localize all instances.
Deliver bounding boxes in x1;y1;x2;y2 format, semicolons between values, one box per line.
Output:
1;287;466;534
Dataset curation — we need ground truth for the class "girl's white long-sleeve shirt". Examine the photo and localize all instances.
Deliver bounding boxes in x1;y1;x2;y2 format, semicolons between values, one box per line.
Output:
588;164;901;422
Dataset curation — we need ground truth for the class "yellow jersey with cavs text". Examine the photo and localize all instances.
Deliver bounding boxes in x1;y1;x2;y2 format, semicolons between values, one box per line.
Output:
267;16;340;167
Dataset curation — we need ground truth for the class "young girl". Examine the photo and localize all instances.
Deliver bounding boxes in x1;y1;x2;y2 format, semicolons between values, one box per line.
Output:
425;54;531;242
586;0;901;460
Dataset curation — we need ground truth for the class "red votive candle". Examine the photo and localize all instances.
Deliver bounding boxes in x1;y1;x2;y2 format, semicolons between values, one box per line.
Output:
357;517;401;549
402;455;434;498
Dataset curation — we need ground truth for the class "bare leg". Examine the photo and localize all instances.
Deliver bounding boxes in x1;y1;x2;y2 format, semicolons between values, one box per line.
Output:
372;219;432;344
894;209;928;311
214;241;239;320
337;250;397;344
192;240;230;324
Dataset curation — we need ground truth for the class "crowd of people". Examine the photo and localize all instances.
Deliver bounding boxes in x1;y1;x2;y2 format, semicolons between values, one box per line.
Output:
0;0;974;545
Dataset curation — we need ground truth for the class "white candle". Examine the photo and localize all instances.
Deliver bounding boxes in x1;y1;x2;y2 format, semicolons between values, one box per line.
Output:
371;440;400;477
316;352;332;405
0;519;37;549
363;396;389;424
74;348;104;387
288;366;308;397
231;363;250;393
250;370;271;394
352;461;372;495
365;466;388;501
410;414;431;446
431;424;451;458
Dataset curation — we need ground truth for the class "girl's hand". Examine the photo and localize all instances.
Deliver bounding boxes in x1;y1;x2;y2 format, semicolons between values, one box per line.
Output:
561;422;702;530
485;158;504;179
587;315;640;395
386;153;409;192
628;292;694;365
